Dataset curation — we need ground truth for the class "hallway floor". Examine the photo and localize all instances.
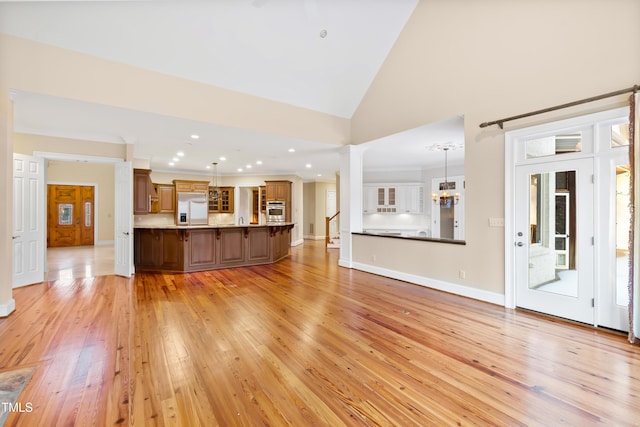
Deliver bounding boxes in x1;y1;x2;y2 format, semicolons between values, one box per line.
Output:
45;244;114;281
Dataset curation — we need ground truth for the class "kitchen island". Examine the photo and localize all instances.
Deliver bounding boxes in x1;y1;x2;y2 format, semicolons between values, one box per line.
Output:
134;223;294;273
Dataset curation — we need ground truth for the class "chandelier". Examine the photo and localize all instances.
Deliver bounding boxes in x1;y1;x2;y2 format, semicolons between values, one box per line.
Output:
432;146;460;205
209;162;220;203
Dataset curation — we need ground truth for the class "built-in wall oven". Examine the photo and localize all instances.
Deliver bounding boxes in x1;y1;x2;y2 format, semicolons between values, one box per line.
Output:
266;201;286;222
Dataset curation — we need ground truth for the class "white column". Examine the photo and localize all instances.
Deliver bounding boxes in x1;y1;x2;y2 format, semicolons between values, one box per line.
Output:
0;90;16;315
338;145;364;268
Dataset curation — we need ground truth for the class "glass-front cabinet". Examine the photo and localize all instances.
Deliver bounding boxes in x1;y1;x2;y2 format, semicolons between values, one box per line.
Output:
208;186;234;213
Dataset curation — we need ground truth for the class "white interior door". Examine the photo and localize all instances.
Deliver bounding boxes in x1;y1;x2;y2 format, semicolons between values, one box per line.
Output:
114;161;133;277
12;153;45;287
514;158;594;324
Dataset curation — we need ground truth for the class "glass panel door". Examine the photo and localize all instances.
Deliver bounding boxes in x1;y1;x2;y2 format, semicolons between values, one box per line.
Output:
515;158;594;324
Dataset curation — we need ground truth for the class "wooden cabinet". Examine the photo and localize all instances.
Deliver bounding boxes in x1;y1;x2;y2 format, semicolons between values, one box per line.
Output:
265;180;291;201
134;169;153;215
134;228;183;270
260;186;266;213
265;180;292;221
208;186;234;213
173;180;209;194
134;225;293;272
150;184;175;214
157;184;175;213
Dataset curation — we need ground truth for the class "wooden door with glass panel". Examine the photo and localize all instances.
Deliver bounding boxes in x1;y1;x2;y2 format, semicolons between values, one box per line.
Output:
47;185;95;247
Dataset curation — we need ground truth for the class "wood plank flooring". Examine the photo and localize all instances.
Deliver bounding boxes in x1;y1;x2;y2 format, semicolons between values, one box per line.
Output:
0;240;639;426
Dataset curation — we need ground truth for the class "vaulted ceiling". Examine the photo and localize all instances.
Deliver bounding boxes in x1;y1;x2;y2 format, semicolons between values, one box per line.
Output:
1;1;463;180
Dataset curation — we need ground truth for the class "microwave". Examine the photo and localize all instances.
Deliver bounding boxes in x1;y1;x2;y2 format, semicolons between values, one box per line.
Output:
266;201;286;222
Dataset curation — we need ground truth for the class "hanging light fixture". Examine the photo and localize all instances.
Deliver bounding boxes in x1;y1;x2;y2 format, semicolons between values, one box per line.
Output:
209;162;220;203
432;146;460;205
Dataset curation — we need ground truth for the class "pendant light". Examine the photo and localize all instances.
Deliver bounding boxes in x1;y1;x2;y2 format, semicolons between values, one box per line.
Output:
209;162;220;203
432;147;460;205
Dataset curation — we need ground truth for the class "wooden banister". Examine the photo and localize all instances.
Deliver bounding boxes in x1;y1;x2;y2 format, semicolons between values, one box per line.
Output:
325;211;340;246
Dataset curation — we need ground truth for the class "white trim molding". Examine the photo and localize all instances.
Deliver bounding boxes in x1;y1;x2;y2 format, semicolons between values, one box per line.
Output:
351;262;505;306
0;298;16;317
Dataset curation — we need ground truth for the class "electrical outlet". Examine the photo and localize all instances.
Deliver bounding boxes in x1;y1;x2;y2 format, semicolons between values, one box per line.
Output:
489;217;505;227
372;254;377;261
459;270;466;279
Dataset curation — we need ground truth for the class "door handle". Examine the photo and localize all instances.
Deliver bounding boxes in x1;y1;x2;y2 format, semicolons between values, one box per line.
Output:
12;236;19;240
516;242;524;247
123;231;130;236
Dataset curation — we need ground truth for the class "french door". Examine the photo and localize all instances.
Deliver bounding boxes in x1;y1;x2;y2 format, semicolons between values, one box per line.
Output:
514;158;594;324
507;108;631;331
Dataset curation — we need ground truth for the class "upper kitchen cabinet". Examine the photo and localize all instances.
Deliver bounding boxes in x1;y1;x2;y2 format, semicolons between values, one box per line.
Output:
363;184;424;214
173;179;209;194
208;186;235;213
398;185;424;214
265;180;291;202
133;168;154;215
155;184;175;213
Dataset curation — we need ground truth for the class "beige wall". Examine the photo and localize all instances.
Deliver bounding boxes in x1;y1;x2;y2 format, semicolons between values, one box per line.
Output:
350;0;640;295
13;133;126;159
303;182;316;237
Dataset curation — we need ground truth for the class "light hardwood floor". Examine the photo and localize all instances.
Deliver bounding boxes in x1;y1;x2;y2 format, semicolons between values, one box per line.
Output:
45;244;114;281
1;240;639;426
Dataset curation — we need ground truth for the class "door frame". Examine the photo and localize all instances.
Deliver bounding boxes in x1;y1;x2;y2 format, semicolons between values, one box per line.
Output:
47;181;99;246
31;151;129;276
505;107;629;313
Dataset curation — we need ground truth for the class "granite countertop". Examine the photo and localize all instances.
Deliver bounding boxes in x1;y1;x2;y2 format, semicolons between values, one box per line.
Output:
134;222;294;229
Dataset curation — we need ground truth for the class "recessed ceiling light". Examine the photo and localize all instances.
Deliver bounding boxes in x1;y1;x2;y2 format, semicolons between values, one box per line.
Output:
288;148;295;153
256;160;263;165
172;157;179;162
176;151;184;157
190;134;199;139
246;164;252;169
169;162;175;166
219;156;226;161
206;165;211;169
305;164;312;168
317;174;322;177
237;168;243;172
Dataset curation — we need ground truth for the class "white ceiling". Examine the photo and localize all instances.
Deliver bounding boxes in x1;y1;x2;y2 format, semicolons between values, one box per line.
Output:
2;0;464;181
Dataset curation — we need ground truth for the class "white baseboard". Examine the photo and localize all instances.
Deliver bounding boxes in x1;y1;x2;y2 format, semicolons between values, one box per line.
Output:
338;259;353;268
350;262;505;306
0;298;16;317
291;238;304;247
303;235;326;241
